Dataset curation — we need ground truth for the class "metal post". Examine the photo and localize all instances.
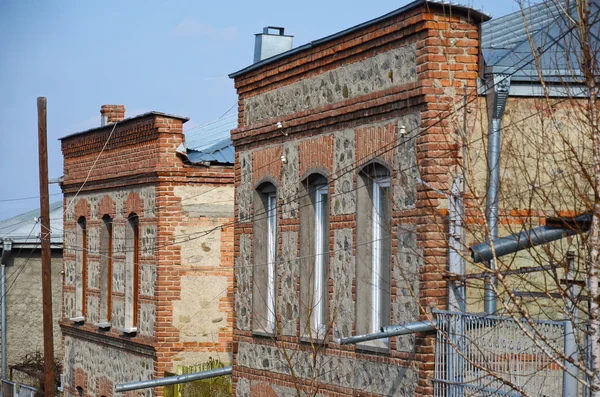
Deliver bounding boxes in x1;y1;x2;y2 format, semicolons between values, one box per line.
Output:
37;97;55;397
115;366;232;392
564;251;579;397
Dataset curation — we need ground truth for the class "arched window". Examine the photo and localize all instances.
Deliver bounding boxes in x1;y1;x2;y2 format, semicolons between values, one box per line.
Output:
252;182;277;334
299;174;329;339
356;163;392;349
125;213;140;329
99;215;113;323
76;217;87;318
77;386;84;397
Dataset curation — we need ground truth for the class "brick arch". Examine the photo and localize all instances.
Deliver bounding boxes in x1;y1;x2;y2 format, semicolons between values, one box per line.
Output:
97;376;113;397
125;192;144;216
73;367;88;393
98;195;116;218
74;198;91;219
251;382;277;396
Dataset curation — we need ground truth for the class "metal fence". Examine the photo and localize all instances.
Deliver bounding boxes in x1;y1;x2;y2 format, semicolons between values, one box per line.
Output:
433;310;567;397
0;380;38;397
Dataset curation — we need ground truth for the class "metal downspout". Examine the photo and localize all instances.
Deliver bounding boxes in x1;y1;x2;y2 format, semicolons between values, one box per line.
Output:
1;239;12;382
484;73;511;314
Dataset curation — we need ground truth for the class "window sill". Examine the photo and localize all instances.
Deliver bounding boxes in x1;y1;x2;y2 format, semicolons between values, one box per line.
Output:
355;339;390;354
94;322;111;330
118;327;138;336
300;332;328;344
252;329;276;338
69;316;85;324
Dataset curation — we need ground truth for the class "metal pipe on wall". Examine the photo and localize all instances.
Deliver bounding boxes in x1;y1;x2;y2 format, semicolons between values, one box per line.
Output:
1;239;12;382
115;366;232;392
338;320;435;345
484;73;511;314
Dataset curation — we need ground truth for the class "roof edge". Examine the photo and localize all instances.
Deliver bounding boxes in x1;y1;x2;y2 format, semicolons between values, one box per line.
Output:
59;111;190;141
229;0;491;78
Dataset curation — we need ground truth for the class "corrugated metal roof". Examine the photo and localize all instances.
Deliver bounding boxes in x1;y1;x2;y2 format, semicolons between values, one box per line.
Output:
181;114;236;165
0;201;63;247
229;0;491;78
186;137;235;164
481;1;600;82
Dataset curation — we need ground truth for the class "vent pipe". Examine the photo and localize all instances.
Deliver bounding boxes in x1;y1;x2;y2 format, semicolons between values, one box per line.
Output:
254;26;293;63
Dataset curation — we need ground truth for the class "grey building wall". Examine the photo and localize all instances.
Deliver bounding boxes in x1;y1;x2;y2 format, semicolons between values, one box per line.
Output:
1;250;63;370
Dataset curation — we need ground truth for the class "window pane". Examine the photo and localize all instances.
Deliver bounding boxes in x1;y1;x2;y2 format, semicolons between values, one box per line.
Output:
267;193;277;331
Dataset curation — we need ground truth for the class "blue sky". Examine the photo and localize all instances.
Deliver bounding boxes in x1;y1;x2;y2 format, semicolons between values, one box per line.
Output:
0;0;527;219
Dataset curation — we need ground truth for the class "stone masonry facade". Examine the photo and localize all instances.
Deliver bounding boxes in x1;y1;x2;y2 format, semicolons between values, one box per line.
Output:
60;106;234;397
230;3;485;396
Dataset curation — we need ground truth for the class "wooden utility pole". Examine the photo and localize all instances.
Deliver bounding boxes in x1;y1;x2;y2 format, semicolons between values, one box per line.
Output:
37;97;55;397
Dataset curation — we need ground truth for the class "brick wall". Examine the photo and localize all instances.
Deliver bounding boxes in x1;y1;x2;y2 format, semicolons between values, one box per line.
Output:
231;3;485;396
60;109;235;397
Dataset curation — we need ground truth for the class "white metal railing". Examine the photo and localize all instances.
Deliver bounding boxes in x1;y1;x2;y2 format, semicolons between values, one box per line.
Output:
433;310;566;397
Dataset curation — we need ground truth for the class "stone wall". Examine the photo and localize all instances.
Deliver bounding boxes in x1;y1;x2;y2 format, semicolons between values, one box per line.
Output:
231;3;484;395
170;185;235;367
243;44;417;126
62;185;157;337
1;251;63;368
60;110;235;397
63;334;154;397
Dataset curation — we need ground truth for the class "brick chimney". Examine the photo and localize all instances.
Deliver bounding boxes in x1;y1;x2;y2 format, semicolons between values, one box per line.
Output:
100;105;126;126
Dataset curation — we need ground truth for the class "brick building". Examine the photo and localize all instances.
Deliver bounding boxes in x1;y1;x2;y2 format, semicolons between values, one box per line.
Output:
227;0;599;395
59;105;235;397
228;1;489;395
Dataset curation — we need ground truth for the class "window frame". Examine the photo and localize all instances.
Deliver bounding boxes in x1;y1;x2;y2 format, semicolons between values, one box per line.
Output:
355;164;392;352
252;182;278;336
299;175;330;341
266;192;277;332
99;215;113;324
124;213;140;332
75;217;87;320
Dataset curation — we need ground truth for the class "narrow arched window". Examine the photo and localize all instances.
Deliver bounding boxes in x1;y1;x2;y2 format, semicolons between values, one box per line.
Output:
99;215;113;323
356;163;392;350
76;217;87;318
252;182;277;334
299;174;329;339
125;213;140;329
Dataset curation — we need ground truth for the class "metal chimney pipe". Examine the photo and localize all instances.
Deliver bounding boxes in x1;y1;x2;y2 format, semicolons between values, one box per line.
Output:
253;26;293;63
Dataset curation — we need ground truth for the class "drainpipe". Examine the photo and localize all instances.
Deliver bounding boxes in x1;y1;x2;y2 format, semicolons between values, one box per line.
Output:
115;366;232;392
338;320;435;345
484;73;511;314
1;239;12;381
